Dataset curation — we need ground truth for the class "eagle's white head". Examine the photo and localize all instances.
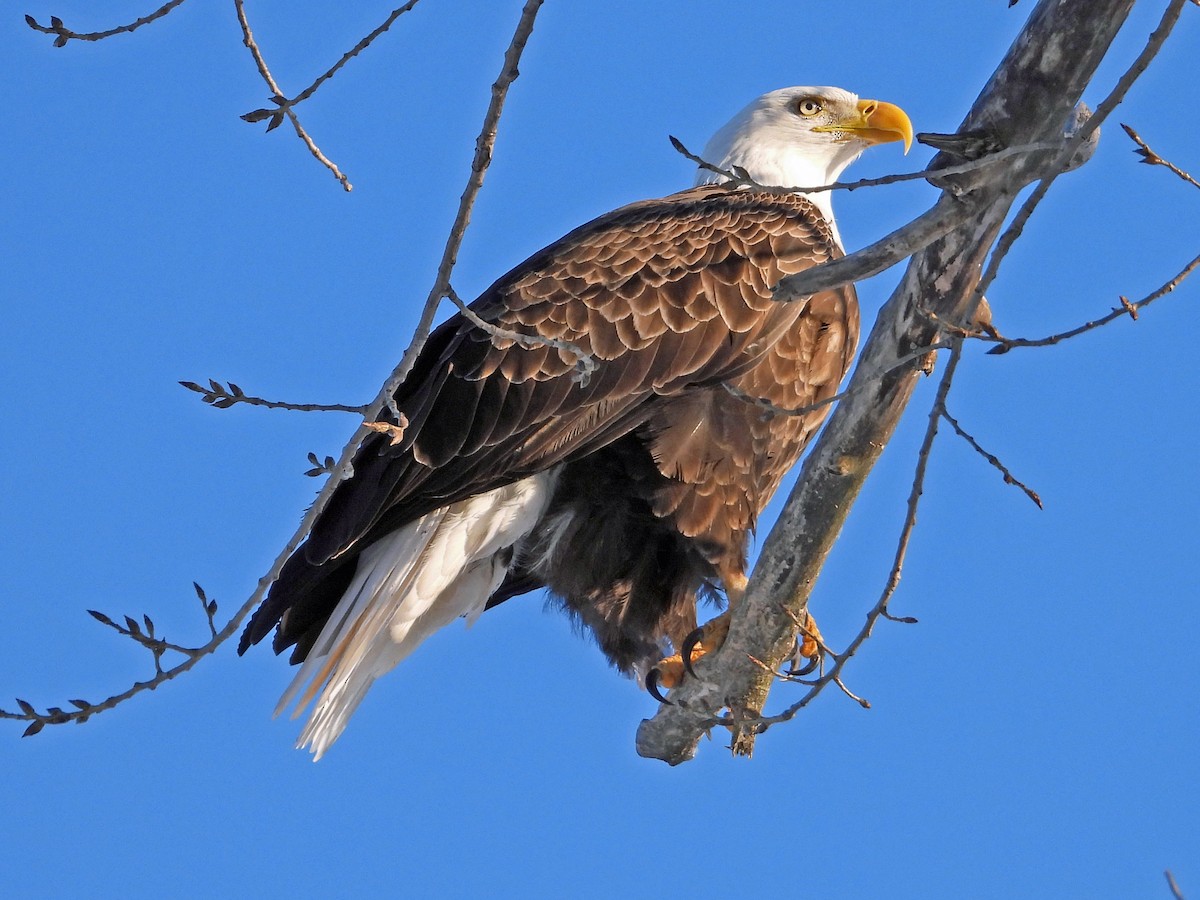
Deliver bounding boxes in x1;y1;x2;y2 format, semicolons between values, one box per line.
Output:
696;86;913;246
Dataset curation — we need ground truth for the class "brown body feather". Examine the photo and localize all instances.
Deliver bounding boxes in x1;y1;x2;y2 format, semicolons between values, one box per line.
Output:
240;184;859;675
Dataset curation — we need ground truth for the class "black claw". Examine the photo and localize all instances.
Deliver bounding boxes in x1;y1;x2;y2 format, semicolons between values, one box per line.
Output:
681;626;704;677
788;652;820;678
645;668;672;705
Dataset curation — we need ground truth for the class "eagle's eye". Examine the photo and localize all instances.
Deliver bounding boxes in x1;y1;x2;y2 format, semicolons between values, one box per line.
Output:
794;97;823;117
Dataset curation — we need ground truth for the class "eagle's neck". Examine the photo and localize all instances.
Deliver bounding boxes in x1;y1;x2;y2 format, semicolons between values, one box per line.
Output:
694;129;865;250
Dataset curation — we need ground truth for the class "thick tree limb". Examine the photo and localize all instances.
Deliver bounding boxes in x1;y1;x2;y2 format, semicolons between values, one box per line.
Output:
637;0;1138;764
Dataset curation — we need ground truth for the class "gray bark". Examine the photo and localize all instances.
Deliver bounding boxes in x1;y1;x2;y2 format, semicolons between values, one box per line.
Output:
636;0;1136;764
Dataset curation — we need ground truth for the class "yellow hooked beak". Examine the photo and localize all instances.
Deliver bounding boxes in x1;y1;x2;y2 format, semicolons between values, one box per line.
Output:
815;99;914;154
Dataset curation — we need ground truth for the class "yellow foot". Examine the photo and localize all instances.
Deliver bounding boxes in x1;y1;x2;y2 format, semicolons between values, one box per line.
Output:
645;612;731;703
789;610;825;676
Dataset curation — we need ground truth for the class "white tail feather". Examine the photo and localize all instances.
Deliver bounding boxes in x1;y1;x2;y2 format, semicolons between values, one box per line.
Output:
278;471;557;759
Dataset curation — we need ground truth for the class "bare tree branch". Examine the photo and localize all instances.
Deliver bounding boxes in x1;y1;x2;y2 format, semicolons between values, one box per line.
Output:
233;0;353;191
773;104;1100;303
1166;869;1187;900
240;2;423;131
739;344;961;739
179;379;368;414
773;193;969;301
970;0;1191;310
3;0;546;735
25;0;188;47
1122;123;1200;191
941;406;1043;508
671;133;1069;197
444;285;597;385
980;250;1200;353
638;0;1149;765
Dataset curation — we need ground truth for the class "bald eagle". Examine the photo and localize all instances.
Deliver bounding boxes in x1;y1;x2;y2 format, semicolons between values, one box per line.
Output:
239;87;913;758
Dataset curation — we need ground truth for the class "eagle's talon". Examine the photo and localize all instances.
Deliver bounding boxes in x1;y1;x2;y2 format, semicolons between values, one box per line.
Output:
681;627;705;678
645;668;672;705
788;650;820;678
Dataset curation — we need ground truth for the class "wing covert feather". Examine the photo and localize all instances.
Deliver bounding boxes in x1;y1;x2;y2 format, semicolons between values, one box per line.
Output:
306;185;845;565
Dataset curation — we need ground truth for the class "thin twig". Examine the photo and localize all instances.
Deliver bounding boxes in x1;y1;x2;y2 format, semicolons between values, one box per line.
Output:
25;0;188;46
233;0;353;191
4;0;547;735
672;135;1067;197
1121;123;1200;190
179;379;368;414
978;250;1200;353
942;407;1043;508
444;286;596;385
0;583;226;735
972;0;1191;310
290;2;422;109
1166;870;1187;900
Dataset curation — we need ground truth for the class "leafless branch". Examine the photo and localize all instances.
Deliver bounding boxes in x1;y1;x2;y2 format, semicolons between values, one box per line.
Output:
671;134;1069;197
639;0;1150;764
1122;123;1200;191
9;0;546;735
240;2;422;128
772;102;1103;304
444;285;596;386
773;194;969;301
973;0;1191;308
941;407;1043;508
734;2;1194;751
979;250;1200;353
179;379;368;414
707;344;964;739
24;0;187;46
1166;870;1187;900
1;583;224;735
233;0;352;191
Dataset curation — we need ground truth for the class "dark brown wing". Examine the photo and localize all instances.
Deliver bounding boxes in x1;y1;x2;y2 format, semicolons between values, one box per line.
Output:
240;184;848;657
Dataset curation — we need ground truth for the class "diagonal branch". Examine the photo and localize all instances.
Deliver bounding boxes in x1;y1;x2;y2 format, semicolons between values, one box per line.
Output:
5;0;547;736
233;0;353;191
239;1;423;137
941;406;1043;508
718;343;966;739
638;0;1145;765
971;0;1191;311
772;193;969;301
444;285;597;385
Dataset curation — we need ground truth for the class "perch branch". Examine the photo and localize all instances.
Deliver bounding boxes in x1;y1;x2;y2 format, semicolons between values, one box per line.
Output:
638;0;1144;764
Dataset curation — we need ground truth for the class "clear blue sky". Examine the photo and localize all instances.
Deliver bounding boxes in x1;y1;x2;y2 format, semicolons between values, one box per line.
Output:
3;2;1197;897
